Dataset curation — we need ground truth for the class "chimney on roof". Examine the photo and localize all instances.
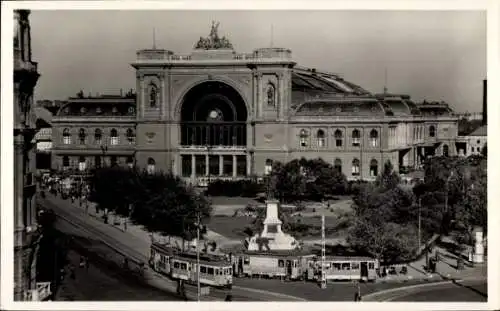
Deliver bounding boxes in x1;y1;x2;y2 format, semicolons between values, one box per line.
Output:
482;79;487;126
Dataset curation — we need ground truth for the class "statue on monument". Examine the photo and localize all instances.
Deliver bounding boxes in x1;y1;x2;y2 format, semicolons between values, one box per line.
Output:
194;21;234;50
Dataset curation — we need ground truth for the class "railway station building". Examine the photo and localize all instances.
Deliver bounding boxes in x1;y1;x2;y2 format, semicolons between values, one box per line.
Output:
51;25;459;184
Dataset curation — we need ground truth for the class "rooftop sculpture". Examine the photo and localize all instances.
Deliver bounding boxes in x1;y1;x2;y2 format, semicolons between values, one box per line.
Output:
194;21;234;50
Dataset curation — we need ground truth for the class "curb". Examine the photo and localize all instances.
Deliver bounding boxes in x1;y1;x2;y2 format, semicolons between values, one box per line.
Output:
363;279;469;301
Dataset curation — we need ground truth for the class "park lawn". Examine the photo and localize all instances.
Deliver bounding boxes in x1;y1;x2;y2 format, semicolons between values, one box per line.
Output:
209;196;259;206
207;215;345;240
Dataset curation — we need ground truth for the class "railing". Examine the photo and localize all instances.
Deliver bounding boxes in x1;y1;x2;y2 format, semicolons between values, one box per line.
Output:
136;49;292;62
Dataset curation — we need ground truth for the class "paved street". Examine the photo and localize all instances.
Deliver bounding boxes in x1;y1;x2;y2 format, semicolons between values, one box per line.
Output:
390;281;487;302
39;193;487;302
367;280;487;302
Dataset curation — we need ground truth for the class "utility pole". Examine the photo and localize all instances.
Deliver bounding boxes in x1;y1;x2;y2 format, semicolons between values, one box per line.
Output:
321;213;327;289
418;197;422;250
196;211;201;301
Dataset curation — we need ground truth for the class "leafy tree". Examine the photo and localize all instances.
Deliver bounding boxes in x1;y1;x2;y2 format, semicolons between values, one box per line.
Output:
348;161;419;263
269;157;348;203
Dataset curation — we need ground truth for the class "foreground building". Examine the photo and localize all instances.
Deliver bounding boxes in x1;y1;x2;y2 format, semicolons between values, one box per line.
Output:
13;9;50;301
51;24;459;184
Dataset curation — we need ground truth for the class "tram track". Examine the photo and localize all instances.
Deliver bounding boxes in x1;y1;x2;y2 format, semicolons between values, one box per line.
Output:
42;197;303;301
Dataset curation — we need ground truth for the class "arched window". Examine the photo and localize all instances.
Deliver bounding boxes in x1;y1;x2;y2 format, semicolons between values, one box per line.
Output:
78;156;86;171
429;125;436;138
78;128;86;145
126;128;135;144
352;129;361;147
334;129;343;147
265;159;273;175
443;144;449;157
370;159;378;177
126;156;134;168
317;129;326;148
147;157;156;174
94;129;102;145
63;128;71;145
149;84;158;108
299;129;309;147
110;128;119;145
352;158;360;176
267;84;276;107
334;158;342;173
369;129;379;147
62;156;70;168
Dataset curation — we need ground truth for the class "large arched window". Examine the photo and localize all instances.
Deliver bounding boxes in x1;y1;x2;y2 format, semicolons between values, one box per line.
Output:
443;144;449;157
110;128;119;145
62;156;70;168
149;84;158;108
78;156;86;171
352;129;361;147
94;129;102;145
317;129;326;148
147;157;156;174
265;159;273;175
78;128;86;145
299;129;309;147
126;128;135;144
334;158;342;173
369;129;379;147
429;125;436;138
370;159;378;177
334;129;343;147
63;128;71;145
352;158;360;176
267;83;276;107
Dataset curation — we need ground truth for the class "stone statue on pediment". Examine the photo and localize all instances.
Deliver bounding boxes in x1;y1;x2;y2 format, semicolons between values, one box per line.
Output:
194;21;234;50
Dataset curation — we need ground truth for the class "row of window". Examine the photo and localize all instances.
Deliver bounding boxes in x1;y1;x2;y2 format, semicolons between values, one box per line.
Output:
265;158;380;177
298;129;380;148
62;128;135;145
172;260;232;275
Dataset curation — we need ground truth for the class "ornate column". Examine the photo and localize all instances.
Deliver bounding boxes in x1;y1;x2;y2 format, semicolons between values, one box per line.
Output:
191;154;196;178
219;155;223;176
205;154;209;176
246;153;252;176
232;155;237;177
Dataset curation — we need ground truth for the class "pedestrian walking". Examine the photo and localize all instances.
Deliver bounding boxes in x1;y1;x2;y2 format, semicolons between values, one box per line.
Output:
85;256;90;272
69;265;76;280
79;256;85;268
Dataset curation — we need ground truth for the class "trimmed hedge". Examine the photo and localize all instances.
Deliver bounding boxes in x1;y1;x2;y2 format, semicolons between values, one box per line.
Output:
206;179;264;197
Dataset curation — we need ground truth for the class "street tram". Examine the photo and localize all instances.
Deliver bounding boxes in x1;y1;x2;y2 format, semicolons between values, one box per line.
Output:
230;250;315;280
306;256;379;282
149;242;233;289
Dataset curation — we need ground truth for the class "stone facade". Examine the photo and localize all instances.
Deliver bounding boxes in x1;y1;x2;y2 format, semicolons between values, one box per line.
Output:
51;29;459;183
13;9;40;301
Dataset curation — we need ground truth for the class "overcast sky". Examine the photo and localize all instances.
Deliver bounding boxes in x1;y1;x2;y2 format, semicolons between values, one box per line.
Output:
29;10;486;112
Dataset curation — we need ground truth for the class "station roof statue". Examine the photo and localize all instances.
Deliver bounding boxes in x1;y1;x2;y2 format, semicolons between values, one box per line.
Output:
194;21;234;50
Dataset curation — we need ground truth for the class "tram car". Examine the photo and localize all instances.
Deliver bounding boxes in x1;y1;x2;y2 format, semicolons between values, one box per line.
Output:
149;242;233;289
230;251;315;280
306;256;379;282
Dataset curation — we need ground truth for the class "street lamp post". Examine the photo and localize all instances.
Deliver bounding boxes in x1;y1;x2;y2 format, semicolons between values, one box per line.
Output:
196;211;201;302
418;197;422;250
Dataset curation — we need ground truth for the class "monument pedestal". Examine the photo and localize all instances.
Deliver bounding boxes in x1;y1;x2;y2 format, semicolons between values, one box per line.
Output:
246;200;299;251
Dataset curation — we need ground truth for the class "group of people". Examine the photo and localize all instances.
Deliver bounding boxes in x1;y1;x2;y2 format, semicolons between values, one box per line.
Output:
39;173;91;211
